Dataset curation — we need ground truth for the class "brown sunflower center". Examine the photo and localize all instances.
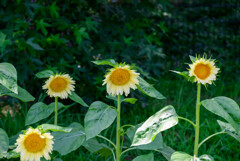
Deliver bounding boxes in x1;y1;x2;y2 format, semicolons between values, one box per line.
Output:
194;63;211;80
24;133;46;153
110;69;131;85
49;77;68;92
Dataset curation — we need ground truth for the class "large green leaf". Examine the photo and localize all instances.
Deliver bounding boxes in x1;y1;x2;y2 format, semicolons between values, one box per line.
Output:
83;138;112;159
69;91;88;107
35;70;54;78
37;124;72;132
199;154;214;161
158;144;175;161
84;101;117;139
0;128;9;158
92;59;116;66
0;85;35;102
137;77;165;100
25;102;64;125
52;122;85;155
132;105;178;146
127;124;164;150
170;152;193;161
202;96;240;134
133;153;154;161
217;120;240;142
0;63;17;94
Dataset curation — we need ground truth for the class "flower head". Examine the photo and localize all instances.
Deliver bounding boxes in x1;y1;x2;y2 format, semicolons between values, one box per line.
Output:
43;74;75;99
189;56;219;85
103;65;140;96
15;128;54;161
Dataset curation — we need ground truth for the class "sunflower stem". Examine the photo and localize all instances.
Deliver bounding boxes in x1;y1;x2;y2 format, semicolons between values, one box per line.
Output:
194;83;201;157
116;94;121;161
54;97;58;125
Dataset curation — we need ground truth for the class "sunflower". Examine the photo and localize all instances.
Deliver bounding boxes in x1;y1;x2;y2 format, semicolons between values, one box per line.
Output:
43;74;75;99
103;65;140;96
15;128;54;161
189;57;219;85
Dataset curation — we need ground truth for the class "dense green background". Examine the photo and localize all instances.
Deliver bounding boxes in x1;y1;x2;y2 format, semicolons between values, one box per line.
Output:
0;0;239;160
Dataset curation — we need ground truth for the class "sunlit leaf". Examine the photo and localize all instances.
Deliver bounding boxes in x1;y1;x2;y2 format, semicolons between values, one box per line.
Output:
170;152;193;161
0;128;9;158
202;96;240;134
132;105;178;146
0;63;18;94
38;124;72;132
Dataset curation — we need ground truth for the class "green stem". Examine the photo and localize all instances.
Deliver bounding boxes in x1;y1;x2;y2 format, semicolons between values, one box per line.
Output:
120;147;136;157
178;116;196;128
54;97;58;125
198;131;226;148
97;135;116;149
194;83;201;157
116;94;121;161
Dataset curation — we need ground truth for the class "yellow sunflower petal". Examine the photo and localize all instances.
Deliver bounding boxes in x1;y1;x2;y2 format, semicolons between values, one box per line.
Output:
103;65;140;96
15;128;54;161
189;57;219;85
42;74;75;99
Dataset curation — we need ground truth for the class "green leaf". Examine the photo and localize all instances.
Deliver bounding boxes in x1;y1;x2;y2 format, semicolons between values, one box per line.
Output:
35;19;51;36
122;98;138;104
132;105;178;146
0;32;11;54
158;144;175;161
35;70;54;78
69;91;88;107
202;96;240;134
26;38;44;51
199;154;214;161
92;59;116;66
52;122;85;155
0;128;9;158
133;153;154;161
127;124;164;150
217;120;240;142
0;62;18;94
170;70;194;82
0;85;35;102
84;101;117;139
74;27;90;45
38;124;72;132
25;102;64;125
189;55;196;62
170;152;193;161
137;77;165;100
6;150;19;159
49;2;60;18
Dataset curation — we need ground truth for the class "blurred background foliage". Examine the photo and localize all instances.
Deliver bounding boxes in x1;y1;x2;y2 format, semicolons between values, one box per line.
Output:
0;0;239;160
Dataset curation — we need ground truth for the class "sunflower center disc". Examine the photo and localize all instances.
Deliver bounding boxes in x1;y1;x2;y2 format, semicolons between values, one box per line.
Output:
24;133;46;153
110;69;130;85
50;77;68;92
194;63;211;80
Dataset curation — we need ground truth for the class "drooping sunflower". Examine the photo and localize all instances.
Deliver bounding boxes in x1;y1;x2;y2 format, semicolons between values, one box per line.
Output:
15;128;54;161
189;57;219;85
103;65;140;96
43;74;75;99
